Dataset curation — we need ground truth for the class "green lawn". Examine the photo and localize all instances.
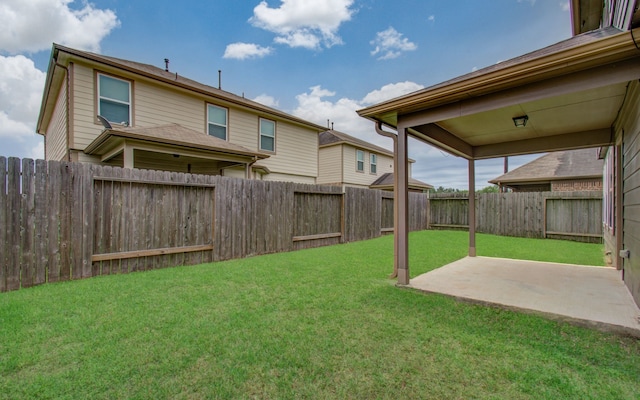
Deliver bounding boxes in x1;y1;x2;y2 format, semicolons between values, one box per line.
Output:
1;231;638;399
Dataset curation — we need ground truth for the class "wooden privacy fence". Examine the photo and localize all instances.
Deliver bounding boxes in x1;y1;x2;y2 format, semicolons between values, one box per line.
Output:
0;157;429;292
430;191;603;242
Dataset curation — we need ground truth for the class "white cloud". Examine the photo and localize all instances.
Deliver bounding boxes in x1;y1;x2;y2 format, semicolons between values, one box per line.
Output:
0;0;119;53
223;42;273;60
29;141;45;160
292;82;424;149
370;27;417;60
253;94;280;108
361;81;424;105
290;82;537;189
560;1;570;11
0;55;46;159
250;0;355;49
273;31;321;49
0;55;45;135
428;15;435;22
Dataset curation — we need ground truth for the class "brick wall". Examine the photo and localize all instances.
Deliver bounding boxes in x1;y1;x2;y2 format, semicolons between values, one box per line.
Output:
551;179;602;192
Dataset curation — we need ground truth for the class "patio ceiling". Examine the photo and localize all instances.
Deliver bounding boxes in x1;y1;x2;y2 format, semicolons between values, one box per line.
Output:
358;27;640;160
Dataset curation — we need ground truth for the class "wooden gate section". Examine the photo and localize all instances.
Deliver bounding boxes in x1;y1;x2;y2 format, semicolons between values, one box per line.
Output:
544;196;603;242
91;176;215;275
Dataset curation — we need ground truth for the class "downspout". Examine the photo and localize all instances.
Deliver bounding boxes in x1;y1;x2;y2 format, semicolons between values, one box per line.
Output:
375;122;400;279
247;156;258;179
55;62;71;162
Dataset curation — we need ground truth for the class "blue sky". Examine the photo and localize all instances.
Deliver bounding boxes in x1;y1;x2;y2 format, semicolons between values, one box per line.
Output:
0;0;572;188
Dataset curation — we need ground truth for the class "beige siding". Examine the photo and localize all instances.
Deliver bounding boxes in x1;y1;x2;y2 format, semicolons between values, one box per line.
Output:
71;63;205;151
71;63;101;150
135;82;203;131
317;145;343;184
342;146;395;187
228;108;259;150
257;122;318;179
617;80;640;306
377;153;395;175
45;82;68;161
65;60;319;182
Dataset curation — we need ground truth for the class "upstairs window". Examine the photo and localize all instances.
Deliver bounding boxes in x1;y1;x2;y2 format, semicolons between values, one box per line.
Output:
207;104;227;140
370;153;377;174
259;118;275;152
356;149;364;172
98;74;131;125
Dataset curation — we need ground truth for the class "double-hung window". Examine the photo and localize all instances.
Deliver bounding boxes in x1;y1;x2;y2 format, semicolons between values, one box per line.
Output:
98;74;131;125
207;104;228;140
259;118;275;152
356;149;365;172
370;153;377;174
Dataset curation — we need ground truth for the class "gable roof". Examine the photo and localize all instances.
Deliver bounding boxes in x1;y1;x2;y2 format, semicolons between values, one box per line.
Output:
370;172;433;191
84;123;269;159
319;130;394;156
489;149;603;185
319;129;416;162
37;43;327;134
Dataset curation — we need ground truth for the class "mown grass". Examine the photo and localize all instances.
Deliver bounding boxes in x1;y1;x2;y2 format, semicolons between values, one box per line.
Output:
1;231;637;399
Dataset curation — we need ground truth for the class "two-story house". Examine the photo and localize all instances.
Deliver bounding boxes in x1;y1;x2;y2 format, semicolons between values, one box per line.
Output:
317;129;432;192
37;44;326;183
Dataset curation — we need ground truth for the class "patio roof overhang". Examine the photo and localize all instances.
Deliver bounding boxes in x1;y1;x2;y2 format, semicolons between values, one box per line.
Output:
84;123;269;173
357;27;640;160
356;26;640;284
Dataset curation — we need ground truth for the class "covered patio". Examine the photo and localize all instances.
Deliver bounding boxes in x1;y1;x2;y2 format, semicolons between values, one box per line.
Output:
357;22;640;331
409;256;640;337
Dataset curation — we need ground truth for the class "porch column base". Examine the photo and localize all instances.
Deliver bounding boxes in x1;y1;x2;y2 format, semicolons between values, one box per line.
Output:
397;268;409;285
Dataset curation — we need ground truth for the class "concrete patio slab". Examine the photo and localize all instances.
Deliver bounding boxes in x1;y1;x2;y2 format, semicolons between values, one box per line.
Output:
407;256;640;337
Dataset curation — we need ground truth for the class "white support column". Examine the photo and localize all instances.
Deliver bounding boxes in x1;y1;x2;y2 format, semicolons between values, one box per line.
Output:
123;145;134;169
468;159;477;257
396;123;410;285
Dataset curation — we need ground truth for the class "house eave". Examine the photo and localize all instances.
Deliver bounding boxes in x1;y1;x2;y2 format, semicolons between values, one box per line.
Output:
85;128;270;161
51;44;327;133
489;175;603;185
37;45;64;135
357;27;638;126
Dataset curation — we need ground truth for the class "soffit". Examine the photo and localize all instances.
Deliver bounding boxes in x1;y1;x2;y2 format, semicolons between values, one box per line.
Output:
436;83;626;148
358;27;640;160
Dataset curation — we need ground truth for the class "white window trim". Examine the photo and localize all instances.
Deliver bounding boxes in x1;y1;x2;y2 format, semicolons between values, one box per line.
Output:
259;117;276;152
207;104;228;140
370;153;377;175
97;73;132;126
356;149;365;173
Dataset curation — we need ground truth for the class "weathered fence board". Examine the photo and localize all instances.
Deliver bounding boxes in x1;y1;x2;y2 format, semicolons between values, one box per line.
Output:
0;157;423;292
0;157;7;292
431;191;603;242
7;158;21;291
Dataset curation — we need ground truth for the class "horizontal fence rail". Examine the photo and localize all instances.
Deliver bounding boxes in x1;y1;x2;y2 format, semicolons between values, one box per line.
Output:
0;157;428;292
1;156;604;293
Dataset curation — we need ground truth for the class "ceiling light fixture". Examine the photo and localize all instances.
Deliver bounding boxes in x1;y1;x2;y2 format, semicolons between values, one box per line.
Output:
512;115;528;128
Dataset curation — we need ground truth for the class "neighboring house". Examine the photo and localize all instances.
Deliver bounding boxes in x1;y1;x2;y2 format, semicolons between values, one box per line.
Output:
357;0;640;308
489;149;604;192
36;44;326;184
317;129;432;191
